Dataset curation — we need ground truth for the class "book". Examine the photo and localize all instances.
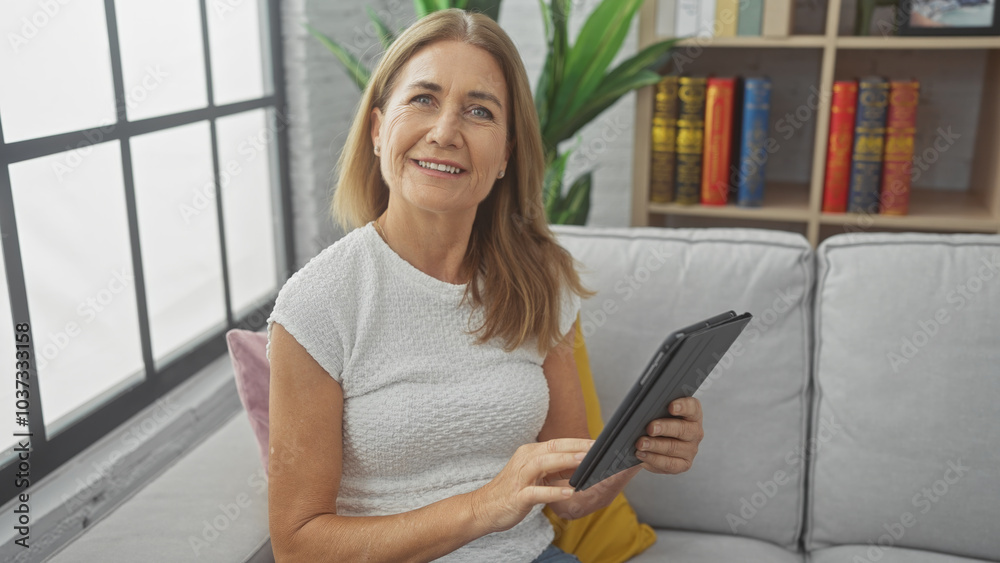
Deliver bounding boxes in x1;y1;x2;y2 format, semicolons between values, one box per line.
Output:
847;76;889;214
728;77;745;204
650;76;680;203
762;0;795;37
675;0;700;37
738;1;764;35
715;0;740;37
656;0;678;38
702;77;736;205
822;80;859;213
879;80;920;215
699;0;716;37
737;77;772;207
676;76;708;205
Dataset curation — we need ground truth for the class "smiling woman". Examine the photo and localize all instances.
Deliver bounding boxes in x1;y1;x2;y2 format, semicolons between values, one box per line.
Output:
265;8;704;563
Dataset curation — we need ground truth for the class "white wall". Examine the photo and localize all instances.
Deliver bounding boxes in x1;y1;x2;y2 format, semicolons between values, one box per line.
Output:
279;0;638;268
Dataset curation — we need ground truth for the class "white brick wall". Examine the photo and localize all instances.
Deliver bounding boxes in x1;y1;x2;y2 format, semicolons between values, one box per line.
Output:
280;0;637;268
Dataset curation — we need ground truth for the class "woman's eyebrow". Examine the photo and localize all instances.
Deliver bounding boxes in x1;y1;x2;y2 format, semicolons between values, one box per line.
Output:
406;80;503;110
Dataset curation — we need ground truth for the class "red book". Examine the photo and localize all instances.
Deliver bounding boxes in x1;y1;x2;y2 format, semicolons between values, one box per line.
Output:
879;80;919;215
701;77;736;205
822;81;858;213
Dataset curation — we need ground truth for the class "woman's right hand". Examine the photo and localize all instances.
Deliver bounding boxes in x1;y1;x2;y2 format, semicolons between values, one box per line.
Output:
469;438;594;534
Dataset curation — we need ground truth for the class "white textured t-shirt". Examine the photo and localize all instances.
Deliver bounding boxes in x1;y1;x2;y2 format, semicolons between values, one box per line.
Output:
266;222;581;562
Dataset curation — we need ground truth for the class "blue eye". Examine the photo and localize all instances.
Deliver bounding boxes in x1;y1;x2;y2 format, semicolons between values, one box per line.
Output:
412;94;432;105
471;107;493;119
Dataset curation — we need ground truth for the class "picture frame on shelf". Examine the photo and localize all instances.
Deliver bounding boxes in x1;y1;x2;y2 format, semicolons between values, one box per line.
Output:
898;0;1000;36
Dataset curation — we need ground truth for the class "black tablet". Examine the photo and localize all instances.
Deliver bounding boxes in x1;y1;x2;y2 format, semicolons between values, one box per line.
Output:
569;310;753;491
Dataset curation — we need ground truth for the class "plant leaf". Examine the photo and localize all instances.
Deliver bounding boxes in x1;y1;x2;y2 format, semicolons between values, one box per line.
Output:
365;7;396;50
546;69;663;146
553;0;643;119
466;0;502;20
543;149;572;220
305;23;370;91
413;0;434;18
558;171;591;225
602;38;679;87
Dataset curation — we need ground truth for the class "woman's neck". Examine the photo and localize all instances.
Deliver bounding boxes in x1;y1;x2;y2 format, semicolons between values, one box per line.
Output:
376;206;476;285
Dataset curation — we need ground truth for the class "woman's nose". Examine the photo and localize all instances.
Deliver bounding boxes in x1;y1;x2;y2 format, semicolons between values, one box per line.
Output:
425;109;463;149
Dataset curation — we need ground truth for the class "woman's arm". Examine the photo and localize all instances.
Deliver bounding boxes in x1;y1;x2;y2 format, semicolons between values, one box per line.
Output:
268;322;591;562
539;323;704;520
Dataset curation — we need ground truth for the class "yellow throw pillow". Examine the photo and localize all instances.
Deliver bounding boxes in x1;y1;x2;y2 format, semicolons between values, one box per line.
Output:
544;317;657;563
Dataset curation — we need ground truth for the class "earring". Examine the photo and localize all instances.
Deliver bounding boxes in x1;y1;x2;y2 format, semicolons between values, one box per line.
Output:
374;146;381;156
497;169;505;179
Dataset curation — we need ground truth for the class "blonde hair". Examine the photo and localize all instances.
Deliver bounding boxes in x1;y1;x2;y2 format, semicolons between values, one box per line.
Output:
332;9;592;355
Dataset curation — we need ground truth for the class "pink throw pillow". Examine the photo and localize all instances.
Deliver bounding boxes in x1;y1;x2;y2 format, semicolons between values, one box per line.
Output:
225;329;271;474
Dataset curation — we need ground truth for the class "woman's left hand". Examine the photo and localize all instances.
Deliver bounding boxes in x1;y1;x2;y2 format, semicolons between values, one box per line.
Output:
634;397;704;474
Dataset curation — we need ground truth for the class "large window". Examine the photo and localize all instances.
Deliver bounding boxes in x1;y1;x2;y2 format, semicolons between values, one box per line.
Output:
0;0;292;504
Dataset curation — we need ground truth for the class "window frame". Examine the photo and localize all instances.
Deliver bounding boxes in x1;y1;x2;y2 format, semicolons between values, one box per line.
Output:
0;0;293;505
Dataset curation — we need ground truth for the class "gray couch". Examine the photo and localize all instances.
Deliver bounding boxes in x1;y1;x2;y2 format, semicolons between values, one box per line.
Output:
553;226;1000;563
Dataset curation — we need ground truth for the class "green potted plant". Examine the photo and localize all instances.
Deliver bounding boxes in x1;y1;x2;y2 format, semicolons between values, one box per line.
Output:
309;0;678;224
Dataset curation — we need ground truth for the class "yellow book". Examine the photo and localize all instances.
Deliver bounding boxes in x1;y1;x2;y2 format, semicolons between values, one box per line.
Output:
650;76;679;203
715;0;740;37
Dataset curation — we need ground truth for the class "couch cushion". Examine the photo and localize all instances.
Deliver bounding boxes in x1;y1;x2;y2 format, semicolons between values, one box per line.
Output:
628;529;803;563
810;544;997;563
553;226;814;550
807;233;1000;561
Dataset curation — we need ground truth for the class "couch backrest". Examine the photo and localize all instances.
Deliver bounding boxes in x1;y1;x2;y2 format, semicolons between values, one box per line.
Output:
554;226;814;551
806;233;1000;561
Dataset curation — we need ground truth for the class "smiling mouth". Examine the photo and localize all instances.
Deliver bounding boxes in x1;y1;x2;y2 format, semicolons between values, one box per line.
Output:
414;159;465;175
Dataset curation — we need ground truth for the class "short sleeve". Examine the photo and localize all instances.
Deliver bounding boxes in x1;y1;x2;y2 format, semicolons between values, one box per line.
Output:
559;285;582;338
266;265;346;384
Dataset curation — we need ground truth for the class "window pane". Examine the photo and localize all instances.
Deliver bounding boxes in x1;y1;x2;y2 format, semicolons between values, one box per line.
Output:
0;242;21;461
114;0;207;121
130;122;227;366
216;109;278;313
0;0;116;142
9;142;145;433
207;0;268;105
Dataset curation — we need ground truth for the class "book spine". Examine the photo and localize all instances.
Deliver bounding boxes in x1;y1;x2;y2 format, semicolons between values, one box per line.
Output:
715;0;740;37
650;76;679;203
762;0;794;37
702;77;736;205
879;80;920;215
676;77;707;205
822;80;859;213
675;0;700;36
656;0;678;38
737;0;764;35
737;77;772;207
699;0;716;37
847;77;889;214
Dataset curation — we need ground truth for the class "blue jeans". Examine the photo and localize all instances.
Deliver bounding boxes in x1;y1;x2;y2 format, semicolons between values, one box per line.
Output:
531;544;581;562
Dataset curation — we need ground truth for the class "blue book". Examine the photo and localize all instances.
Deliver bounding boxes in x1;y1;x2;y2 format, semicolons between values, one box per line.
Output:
847;77;889;214
737;78;772;207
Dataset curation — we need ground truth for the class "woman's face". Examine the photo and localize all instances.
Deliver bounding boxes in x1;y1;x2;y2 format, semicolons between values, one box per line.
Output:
371;40;510;221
